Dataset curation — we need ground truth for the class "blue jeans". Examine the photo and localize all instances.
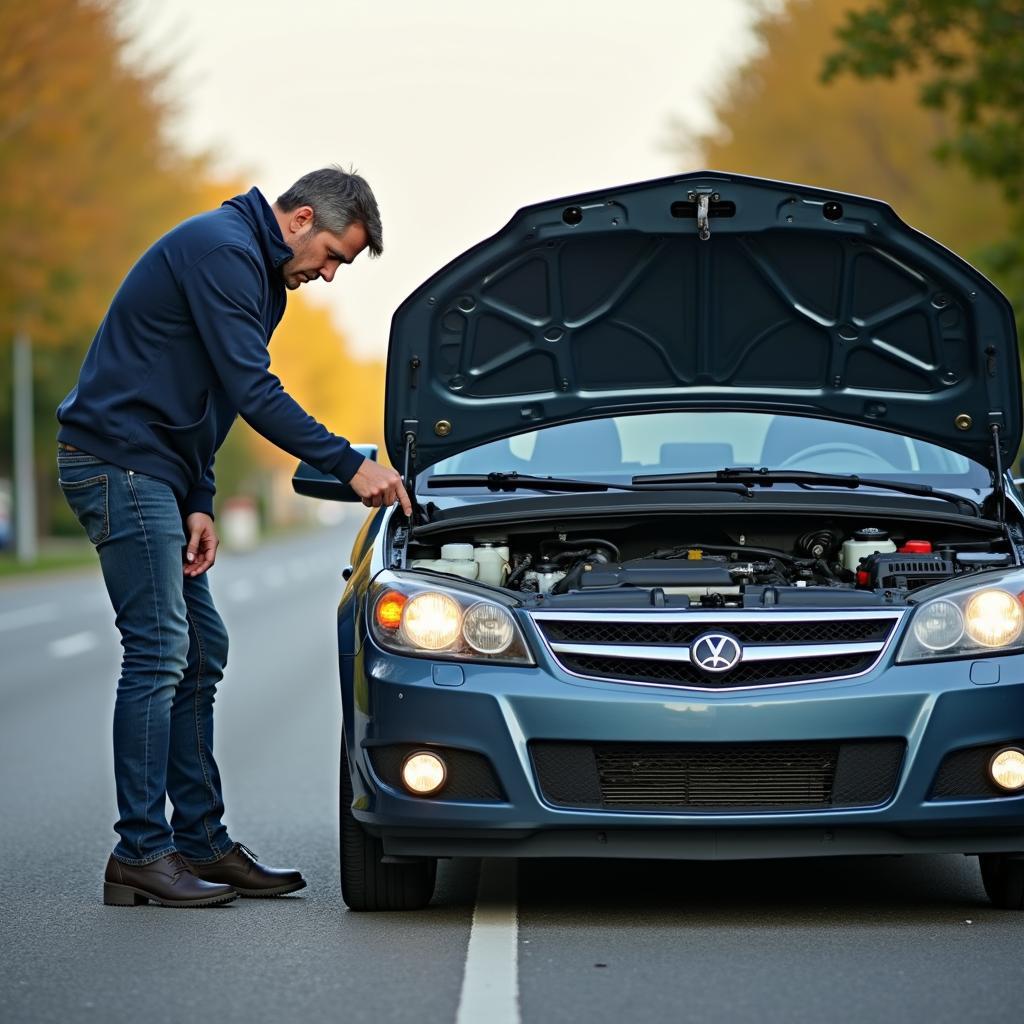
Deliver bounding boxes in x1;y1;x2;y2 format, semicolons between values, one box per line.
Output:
57;448;233;865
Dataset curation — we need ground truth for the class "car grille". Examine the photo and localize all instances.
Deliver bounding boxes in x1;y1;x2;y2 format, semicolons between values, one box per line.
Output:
559;651;875;687
531;610;902;690
531;739;905;812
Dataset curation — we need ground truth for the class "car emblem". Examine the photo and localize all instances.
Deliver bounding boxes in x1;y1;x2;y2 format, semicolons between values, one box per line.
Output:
691;632;742;673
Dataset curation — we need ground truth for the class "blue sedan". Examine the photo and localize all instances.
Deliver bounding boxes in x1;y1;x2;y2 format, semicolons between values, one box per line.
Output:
296;172;1024;911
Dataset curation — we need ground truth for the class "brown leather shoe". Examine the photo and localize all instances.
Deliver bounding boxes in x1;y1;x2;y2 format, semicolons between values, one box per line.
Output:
186;843;307;897
103;852;237;908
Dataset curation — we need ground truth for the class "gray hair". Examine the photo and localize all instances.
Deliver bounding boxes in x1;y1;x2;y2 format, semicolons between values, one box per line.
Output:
277;166;383;257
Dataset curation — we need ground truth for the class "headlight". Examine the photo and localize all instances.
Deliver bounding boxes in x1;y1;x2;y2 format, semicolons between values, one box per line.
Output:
402;592;462;650
898;570;1024;663
964;590;1023;647
369;572;533;664
911;599;964;651
463;601;516;654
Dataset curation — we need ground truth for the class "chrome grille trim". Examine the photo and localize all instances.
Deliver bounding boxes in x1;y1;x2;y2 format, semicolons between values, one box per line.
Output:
532;609;904;624
548;641;886;662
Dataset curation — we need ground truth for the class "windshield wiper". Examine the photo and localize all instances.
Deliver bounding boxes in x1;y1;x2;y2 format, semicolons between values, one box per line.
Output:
427;471;751;496
632;467;981;517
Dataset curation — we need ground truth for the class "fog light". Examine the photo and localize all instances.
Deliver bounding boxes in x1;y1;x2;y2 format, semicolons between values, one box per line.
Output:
989;748;1024;792
401;751;447;796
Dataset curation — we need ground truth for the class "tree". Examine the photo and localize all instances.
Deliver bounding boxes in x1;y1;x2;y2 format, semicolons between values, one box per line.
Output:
824;0;1024;324
0;0;210;537
0;0;208;348
0;2;388;537
673;0;1011;264
824;0;1024;199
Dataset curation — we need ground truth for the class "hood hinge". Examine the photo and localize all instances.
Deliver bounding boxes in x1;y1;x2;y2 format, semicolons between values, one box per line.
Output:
990;414;1006;524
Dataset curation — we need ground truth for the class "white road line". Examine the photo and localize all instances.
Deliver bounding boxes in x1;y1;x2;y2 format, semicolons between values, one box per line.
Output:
225;579;254;603
0;603;58;632
48;631;97;659
456;859;520;1024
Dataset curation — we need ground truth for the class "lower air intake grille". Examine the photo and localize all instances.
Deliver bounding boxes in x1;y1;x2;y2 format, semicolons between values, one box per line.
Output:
531;739;904;812
930;742;1024;800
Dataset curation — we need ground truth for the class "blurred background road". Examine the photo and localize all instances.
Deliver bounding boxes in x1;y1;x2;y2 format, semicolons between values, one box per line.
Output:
3;521;1024;1024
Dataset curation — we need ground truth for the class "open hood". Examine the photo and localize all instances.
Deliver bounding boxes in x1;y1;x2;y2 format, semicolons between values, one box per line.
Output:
385;171;1019;475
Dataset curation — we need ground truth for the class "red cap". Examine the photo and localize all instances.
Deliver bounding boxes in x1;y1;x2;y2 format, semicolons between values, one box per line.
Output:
899;540;932;553
856;570;871;586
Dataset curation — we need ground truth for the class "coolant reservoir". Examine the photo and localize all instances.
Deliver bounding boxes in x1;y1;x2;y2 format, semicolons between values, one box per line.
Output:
410;543;480;580
841;528;897;571
474;543;510;586
439;543;479;580
409;558;445;573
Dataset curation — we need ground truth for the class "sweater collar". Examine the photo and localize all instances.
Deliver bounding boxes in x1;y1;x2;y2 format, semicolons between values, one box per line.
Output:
224;187;294;271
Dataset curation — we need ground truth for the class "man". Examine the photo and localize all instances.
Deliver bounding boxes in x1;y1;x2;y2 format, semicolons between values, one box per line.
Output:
56;167;411;908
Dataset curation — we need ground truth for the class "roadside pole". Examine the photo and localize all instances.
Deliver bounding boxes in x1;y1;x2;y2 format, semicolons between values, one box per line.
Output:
13;331;37;563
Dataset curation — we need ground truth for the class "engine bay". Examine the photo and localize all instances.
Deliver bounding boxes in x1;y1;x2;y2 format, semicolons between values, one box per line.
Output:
399;513;1016;608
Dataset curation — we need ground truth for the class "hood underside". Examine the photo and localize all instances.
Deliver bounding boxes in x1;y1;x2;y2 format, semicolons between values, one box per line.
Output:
386;171;1020;472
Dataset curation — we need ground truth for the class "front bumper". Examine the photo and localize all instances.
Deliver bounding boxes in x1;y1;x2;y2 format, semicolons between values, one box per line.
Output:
345;638;1024;860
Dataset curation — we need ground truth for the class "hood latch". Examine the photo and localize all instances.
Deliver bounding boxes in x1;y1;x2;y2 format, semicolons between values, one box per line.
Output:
688;189;718;241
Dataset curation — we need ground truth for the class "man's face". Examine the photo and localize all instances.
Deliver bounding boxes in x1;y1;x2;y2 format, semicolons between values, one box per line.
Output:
280;210;369;291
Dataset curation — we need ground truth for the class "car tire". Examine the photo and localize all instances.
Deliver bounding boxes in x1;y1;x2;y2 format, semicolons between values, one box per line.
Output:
978;853;1024;909
340;736;437;911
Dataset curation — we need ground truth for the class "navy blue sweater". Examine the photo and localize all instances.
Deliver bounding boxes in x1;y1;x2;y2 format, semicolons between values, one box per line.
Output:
57;187;365;517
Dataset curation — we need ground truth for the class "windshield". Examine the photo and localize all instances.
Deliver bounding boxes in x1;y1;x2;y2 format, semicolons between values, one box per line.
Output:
420;412;991;493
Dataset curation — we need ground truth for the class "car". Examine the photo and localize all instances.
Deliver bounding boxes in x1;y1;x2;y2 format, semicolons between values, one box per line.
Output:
293;170;1024;912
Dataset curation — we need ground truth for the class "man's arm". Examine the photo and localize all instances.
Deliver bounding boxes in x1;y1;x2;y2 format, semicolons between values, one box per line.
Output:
183;459;216;520
181;245;365;480
180;245;410;513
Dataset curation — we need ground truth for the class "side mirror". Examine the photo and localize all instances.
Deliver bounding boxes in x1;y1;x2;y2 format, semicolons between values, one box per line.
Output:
292;445;379;501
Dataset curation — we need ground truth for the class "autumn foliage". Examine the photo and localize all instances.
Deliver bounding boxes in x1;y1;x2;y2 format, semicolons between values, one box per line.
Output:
0;0;385;532
679;0;1013;286
0;0;205;348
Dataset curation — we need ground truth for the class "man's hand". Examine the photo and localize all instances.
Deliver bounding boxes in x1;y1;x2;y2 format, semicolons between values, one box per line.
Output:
348;460;413;516
184;512;219;577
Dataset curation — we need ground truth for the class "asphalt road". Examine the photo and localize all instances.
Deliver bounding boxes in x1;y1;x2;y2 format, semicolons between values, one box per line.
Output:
2;521;1023;1024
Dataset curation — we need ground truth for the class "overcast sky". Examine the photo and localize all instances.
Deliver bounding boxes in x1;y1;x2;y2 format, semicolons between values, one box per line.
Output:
123;0;757;358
